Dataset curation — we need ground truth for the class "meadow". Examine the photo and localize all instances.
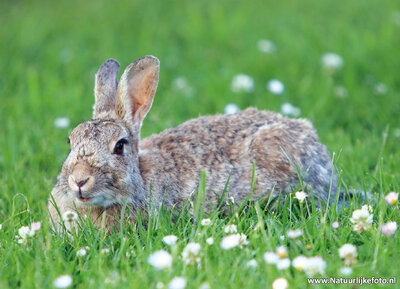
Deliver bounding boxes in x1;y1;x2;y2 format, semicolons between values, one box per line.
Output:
0;0;399;288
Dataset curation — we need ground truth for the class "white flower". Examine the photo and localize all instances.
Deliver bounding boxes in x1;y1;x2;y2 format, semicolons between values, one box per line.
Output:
385;192;399;205
350;206;373;233
224;103;240;115
381;221;397;236
257;39;277;54
321;52;344;70
148;250;172;269
279;235;285;241
231;74;254;93
287;229;303;239
101;248;110;255
303;256;327;276
294;191;307;203
276;258;291;270
334;86;348;98
394;128;400;139
362;204;373;213
201;218;212;226
31;222;41;232
62;211;78;222
338;244;357;265
224;224;237;234
206;237;214;245
53;275;73;288
272;277;288;289
263;252;279;264
339;267;353;276
226;196;235;205
168;277;186;289
374;83;388;95
292;255;308;271
18;226;35;239
332;221;339;229
220;234;248;250
162;235;178;246
172;77;188;90
246;259;258;267
76;248;87;257
276;246;287;258
338;244;357;259
198;282;211;289
0;224;2;230
54;117;71;129
280;102;301;117
156;282;165;289
267;79;284;95
181;242;201;265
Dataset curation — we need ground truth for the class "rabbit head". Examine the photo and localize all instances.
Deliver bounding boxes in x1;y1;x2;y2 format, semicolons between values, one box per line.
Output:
54;56;159;210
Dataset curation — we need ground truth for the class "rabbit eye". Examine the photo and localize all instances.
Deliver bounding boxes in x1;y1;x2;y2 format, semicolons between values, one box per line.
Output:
67;137;71;144
113;138;128;155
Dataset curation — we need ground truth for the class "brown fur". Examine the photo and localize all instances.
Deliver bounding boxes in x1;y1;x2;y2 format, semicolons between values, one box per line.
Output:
48;56;337;233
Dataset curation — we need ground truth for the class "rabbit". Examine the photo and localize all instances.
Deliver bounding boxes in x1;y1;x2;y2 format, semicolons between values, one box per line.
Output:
48;55;340;232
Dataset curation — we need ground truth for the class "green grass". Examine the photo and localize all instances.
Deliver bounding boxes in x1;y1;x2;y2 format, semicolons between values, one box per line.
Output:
1;0;400;288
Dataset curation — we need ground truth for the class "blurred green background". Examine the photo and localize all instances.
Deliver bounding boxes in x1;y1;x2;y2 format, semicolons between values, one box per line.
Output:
0;0;399;215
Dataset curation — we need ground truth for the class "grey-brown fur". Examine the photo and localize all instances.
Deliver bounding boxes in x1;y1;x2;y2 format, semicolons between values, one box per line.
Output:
48;55;337;232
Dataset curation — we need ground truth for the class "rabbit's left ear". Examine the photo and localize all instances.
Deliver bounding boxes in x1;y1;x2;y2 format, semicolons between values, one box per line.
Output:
115;56;159;129
93;59;120;119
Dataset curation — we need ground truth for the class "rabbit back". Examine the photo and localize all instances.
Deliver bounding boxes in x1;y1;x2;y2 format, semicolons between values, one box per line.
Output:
139;107;336;210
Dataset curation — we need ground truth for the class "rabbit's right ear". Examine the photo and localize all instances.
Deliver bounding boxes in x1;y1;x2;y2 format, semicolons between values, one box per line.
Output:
115;56;159;130
93;59;120;119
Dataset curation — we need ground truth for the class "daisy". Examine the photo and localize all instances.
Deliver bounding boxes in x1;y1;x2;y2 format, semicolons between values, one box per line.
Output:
385;192;398;205
381;221;397;236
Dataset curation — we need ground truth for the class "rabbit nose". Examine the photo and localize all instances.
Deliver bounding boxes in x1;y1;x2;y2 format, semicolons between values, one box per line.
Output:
76;178;89;188
68;162;94;192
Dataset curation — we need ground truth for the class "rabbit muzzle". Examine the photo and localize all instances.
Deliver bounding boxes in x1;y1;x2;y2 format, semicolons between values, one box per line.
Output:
68;161;96;202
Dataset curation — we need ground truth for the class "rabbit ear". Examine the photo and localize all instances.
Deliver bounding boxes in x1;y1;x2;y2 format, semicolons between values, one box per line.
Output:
93;59;120;119
115;55;159;129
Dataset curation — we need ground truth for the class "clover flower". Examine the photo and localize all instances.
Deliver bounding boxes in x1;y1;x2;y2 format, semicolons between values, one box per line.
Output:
220;233;248;250
168;277;186;289
338;244;357;265
257;39;277;54
294;191;307;203
224;224;237;234
201;218;212;226
303;256;327;276
321;53;344;70
162;235;178;246
53;275;73;288
267;79;284;95
231;74;254;93
287;229;303;239
350;205;373;232
182;242;201;265
224;103;240;115
148;250;173;269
